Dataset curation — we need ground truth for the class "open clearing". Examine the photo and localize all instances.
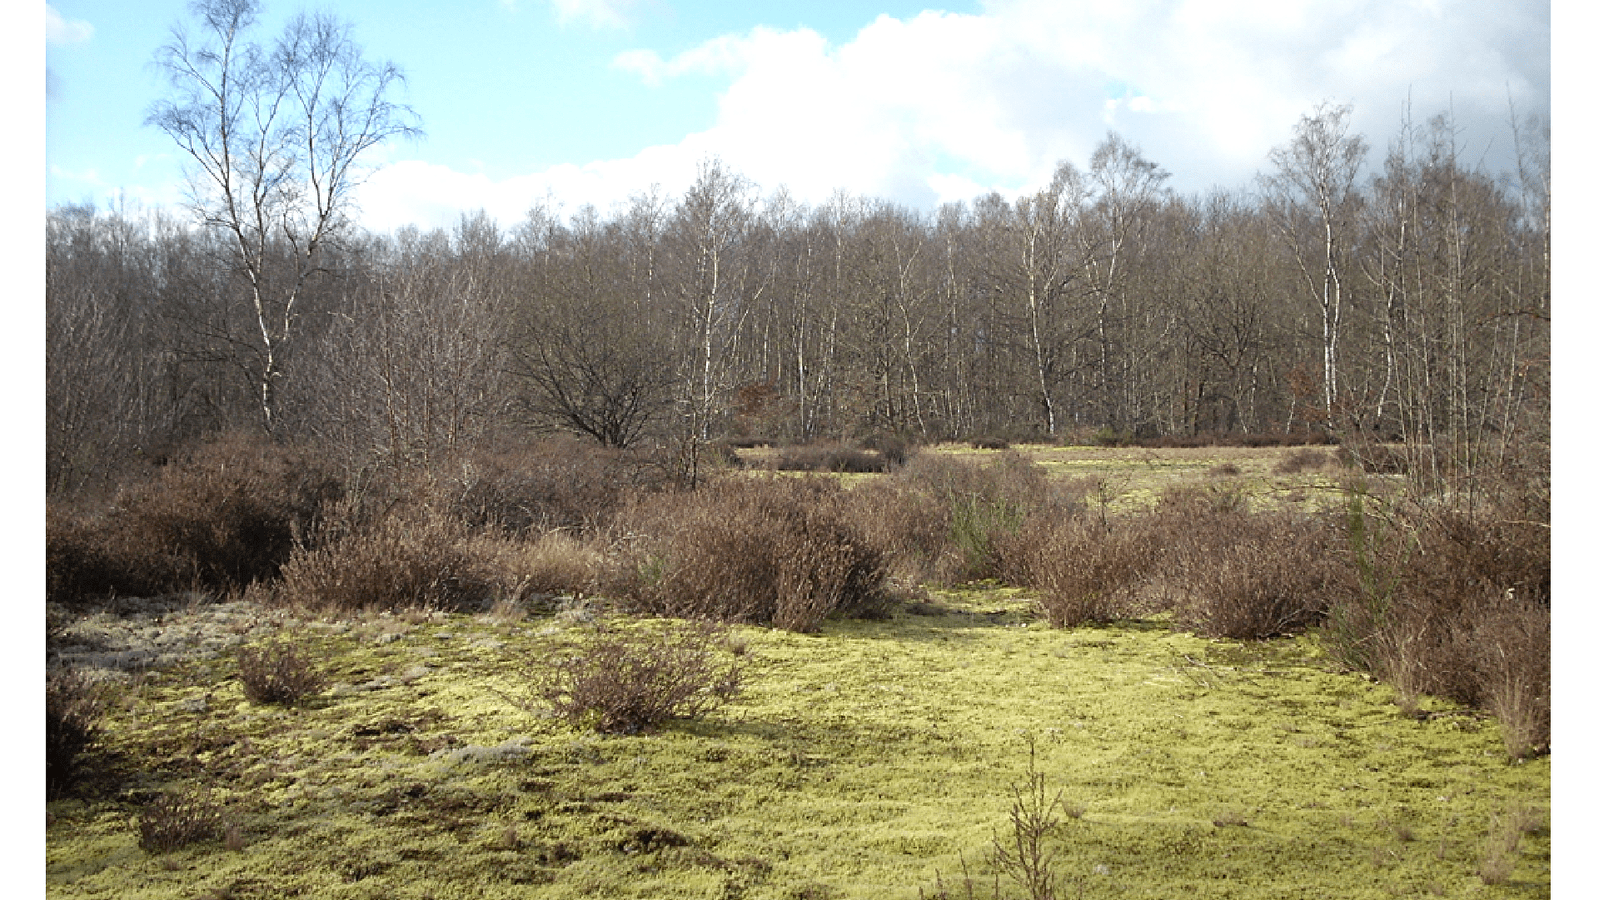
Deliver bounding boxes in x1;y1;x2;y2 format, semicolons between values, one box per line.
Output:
47;582;1550;899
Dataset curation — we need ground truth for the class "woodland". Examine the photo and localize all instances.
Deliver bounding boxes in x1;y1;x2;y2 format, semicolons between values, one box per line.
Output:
46;97;1550;492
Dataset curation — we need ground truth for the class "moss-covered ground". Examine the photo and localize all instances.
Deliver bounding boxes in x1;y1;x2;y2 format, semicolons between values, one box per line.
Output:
47;586;1549;899
748;443;1358;512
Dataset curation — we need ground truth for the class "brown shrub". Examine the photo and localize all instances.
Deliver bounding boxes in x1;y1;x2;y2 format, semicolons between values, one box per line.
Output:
276;504;494;614
1273;447;1333;475
445;439;663;534
860;433;916;468
1004;515;1150;627
1469;596;1550;759
1338;442;1409;474
1002;482;1351;635
1136;430;1338;449
1404;504;1550;613
46;667;109;799
473;530;604;605
1168;509;1351;639
529;619;745;734
887;452;1064;584
838;479;957;585
1323;475;1549;752
137;786;230;854
772;443;895;473
46;502;168;606
46;433;342;604
236;635;329;706
610;476;891;632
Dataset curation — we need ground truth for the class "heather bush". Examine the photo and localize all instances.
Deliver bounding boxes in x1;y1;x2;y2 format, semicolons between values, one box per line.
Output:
1168;509;1350;640
446;439;661;534
529;619;745;734
1003;514;1150;627
1091;426;1132;447
474;530;603;605
46;667;109;798
895;452;1051;506
611;476;891;631
46;502;164;606
1338;441;1409;475
137;786;230;854
1322;472;1550;755
859;433;915;468
46;432;341;604
1469;595;1550;759
236;634;329;706
1273;447;1333;475
949;495;1029;582
1131;430;1339;449
276;504;495;614
772;442;895;473
1004;480;1351;634
888;451;1061;584
838;478;956;585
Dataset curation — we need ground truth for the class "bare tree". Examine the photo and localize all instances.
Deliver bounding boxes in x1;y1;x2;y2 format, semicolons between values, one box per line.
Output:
510;204;676;449
1082;133;1172;428
147;0;421;434
1262;102;1368;421
665;158;769;480
968;166;1089;438
45;205;182;492
302;222;513;468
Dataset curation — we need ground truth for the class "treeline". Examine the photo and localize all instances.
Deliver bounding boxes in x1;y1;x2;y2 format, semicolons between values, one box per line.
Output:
46;103;1549;494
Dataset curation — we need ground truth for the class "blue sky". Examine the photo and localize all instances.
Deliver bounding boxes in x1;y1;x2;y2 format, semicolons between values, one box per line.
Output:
44;0;1553;234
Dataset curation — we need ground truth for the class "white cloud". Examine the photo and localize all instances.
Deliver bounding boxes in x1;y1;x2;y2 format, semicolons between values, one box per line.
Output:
49;164;103;187
354;149;704;234
46;4;93;45
548;0;643;30
356;0;1549;231
611;49;667;86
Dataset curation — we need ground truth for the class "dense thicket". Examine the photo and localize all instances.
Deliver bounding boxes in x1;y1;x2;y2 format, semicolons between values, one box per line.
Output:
46;106;1548;493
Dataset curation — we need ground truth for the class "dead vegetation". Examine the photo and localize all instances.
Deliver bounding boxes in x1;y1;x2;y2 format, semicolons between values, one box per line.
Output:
47;434;1551;765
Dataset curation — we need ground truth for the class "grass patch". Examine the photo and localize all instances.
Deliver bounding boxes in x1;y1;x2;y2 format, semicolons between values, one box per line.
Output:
47;591;1549;899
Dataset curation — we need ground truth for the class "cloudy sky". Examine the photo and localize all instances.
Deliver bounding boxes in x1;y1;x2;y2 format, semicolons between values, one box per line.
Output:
44;0;1552;234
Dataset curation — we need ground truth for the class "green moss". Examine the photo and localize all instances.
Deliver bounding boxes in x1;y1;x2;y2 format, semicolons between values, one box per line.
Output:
48;595;1549;898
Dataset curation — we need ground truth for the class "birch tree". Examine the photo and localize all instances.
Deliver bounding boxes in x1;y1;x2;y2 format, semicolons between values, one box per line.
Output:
147;0;420;434
1262;102;1368;421
1082;133;1171;427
